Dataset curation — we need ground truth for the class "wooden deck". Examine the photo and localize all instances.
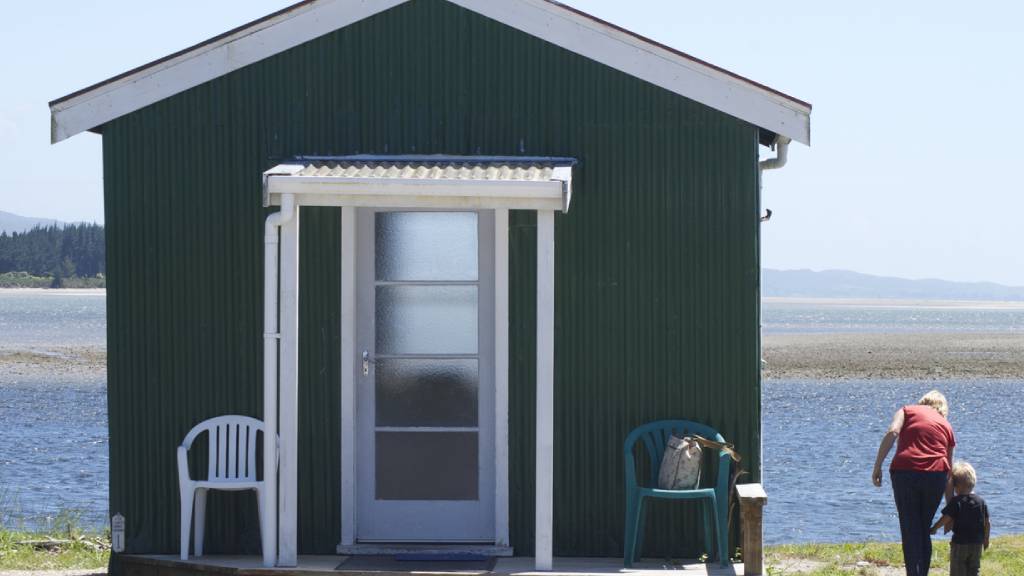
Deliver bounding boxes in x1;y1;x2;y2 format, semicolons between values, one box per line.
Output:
122;555;743;576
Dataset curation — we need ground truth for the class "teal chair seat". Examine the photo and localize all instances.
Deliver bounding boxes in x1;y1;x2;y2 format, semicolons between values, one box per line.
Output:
623;420;730;567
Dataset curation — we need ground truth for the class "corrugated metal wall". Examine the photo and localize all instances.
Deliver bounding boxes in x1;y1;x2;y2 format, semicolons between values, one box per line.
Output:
101;0;760;562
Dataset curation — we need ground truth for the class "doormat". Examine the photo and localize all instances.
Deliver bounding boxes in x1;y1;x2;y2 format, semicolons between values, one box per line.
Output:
336;554;497;573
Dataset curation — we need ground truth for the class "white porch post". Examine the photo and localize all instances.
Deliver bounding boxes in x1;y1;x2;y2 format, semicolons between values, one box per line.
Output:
535;210;555;570
278;208;301;566
494;209;510;547
340;206;357;546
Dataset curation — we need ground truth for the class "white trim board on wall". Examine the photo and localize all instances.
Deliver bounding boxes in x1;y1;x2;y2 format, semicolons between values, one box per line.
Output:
49;0;810;145
339;206;358;547
493;208;510;548
335;206;511;552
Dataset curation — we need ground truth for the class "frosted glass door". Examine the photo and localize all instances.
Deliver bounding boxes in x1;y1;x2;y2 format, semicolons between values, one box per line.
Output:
356;210;495;542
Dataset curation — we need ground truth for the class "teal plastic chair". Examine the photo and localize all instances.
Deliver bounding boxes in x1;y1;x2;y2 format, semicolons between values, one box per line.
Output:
623;420;730;567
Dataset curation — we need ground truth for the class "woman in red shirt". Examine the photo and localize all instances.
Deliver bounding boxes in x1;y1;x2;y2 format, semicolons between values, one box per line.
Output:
872;390;956;576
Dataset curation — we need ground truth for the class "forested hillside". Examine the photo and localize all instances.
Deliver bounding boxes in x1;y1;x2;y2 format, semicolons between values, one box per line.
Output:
0;224;105;287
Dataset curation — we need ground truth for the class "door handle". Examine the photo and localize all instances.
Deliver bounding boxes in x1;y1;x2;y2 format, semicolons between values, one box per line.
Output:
362;350;375;376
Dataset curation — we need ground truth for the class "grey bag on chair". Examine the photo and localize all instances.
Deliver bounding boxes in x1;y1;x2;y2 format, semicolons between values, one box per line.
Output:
658;434;742;490
658;435;703;490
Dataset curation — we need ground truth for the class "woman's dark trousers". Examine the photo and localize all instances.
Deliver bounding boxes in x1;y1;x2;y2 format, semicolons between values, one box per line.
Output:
891;470;947;576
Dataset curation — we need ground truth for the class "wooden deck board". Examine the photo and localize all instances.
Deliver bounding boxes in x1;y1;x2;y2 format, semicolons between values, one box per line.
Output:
122;555;743;576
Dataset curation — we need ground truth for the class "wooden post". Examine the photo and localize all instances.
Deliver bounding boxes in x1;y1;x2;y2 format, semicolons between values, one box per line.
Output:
735;483;767;576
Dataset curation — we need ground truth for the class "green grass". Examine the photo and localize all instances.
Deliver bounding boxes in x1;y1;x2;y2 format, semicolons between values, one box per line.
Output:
0;271;52;288
0;509;109;571
766;535;1024;575
0;271;105;288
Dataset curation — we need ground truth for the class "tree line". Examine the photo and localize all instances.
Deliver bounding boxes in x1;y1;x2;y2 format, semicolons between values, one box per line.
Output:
0;224;105;280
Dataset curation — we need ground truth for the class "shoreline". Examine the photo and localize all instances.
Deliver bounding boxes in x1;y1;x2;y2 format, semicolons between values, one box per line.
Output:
0;287;105;295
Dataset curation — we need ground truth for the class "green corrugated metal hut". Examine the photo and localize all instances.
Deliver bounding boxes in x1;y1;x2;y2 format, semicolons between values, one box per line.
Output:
49;0;810;571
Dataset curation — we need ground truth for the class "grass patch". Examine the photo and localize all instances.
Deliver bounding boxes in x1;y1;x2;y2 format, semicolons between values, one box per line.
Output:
0;271;105;288
766;534;1024;575
0;510;109;571
0;271;52;288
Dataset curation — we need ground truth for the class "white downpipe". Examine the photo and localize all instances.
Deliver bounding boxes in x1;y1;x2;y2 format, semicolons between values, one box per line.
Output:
757;136;788;502
262;193;295;568
759;135;790;171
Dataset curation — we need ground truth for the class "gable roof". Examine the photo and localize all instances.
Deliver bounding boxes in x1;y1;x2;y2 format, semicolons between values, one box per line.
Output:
48;0;811;145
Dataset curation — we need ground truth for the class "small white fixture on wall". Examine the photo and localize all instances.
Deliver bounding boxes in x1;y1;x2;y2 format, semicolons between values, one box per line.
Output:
111;513;125;553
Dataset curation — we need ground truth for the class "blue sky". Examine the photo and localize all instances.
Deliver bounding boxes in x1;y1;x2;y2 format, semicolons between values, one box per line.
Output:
1;1;1022;285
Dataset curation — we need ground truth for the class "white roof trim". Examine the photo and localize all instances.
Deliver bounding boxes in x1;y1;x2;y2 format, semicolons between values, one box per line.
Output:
49;0;405;143
449;0;810;144
50;0;811;145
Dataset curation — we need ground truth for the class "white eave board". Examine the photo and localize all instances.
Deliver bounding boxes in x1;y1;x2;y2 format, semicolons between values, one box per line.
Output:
49;0;811;145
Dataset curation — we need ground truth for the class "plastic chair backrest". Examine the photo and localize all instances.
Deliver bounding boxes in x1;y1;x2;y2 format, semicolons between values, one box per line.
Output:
624;420;729;491
181;415;264;482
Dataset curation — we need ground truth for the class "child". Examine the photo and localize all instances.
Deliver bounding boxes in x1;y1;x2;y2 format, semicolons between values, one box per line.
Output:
930;461;990;576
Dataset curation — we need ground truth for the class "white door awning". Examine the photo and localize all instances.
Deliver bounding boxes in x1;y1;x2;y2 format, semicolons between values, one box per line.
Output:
263;156;575;213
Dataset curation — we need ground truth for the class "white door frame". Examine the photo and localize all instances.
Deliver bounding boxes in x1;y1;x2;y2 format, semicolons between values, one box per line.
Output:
341;206;509;548
263;159;568;569
339;203;507;545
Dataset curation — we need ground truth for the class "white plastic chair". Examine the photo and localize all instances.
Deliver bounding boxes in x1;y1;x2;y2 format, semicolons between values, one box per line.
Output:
177;415;274;560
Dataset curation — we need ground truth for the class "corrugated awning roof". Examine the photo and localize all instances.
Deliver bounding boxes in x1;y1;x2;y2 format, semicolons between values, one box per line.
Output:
263;156;576;212
292;156;573;181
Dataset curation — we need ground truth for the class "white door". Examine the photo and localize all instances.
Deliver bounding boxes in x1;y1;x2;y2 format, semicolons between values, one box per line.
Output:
356;209;495;542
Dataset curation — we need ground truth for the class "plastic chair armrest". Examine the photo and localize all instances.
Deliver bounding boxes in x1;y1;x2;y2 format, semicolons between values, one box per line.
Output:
717;449;731;485
624;441;638;489
177;445;192;486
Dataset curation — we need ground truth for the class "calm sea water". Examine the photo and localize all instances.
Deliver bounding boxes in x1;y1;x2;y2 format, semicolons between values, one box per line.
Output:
763;299;1024;334
0;291;106;347
0;292;107;530
763;379;1023;545
0;293;1021;545
0;375;107;530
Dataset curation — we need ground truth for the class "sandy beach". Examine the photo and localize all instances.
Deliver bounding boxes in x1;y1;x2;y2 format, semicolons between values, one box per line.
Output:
763;331;1024;380
0;346;106;381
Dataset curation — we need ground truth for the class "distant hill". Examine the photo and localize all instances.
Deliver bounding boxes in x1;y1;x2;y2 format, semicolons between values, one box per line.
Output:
0;211;64;234
763;269;1024;302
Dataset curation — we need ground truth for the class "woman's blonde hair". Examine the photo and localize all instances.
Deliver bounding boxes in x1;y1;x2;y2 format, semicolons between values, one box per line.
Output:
918;390;949;417
951;461;977;491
